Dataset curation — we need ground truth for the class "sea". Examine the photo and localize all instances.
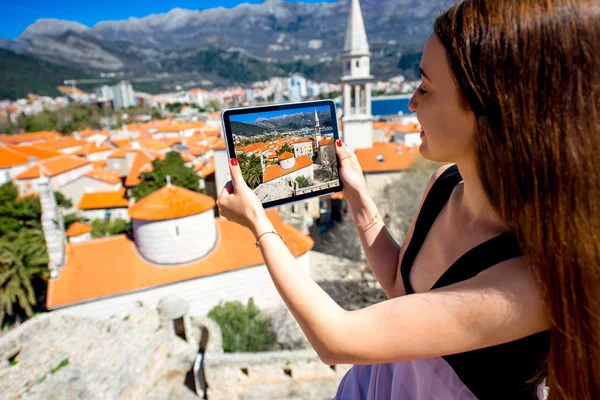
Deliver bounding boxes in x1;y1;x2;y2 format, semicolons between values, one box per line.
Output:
335;95;413;117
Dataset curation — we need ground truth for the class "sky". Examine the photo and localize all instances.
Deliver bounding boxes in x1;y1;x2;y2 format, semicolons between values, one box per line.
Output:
230;105;330;124
0;0;335;39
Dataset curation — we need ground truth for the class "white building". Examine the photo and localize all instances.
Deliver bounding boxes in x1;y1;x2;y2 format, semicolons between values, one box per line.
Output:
113;81;135;110
288;75;308;102
45;183;313;319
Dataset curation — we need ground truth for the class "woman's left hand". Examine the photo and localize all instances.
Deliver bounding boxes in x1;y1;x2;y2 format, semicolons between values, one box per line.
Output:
217;158;267;232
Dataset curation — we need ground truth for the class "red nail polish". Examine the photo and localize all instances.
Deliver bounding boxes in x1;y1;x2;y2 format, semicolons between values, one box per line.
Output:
336;139;342;147
231;158;238;166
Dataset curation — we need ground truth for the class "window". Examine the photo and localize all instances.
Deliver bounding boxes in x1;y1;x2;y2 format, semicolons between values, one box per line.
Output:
356;61;360;67
175;226;180;236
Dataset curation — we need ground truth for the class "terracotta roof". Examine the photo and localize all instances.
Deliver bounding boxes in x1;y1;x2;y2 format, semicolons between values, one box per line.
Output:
73;142;114;156
46;210;313;309
0;147;30;168
212;138;226;150
319;138;333;147
129;185;215;221
8;145;61;160
278;151;294;161
267;153;278;160
195;159;215;178
330;192;344;200
111;139;131;148
125;151;154;187
78;189;129;210
295;138;312;144
263;155;313;183
355;143;418;173
65;222;92;237
108;148;129;159
15;156;91;179
0;131;58;145
79;129;111;138
43;137;86;151
92;160;108;169
86;168;122;184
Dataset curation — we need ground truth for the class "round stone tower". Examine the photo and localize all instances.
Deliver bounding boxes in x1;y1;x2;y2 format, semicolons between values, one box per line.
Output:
278;152;296;170
128;184;217;265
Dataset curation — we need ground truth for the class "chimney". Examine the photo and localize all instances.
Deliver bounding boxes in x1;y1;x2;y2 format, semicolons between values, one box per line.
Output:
38;174;65;279
260;154;266;174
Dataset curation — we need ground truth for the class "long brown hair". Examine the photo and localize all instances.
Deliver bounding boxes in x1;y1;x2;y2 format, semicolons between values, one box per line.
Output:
434;0;600;398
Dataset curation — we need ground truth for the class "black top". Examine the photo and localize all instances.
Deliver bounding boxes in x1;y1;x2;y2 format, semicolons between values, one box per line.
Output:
400;165;549;400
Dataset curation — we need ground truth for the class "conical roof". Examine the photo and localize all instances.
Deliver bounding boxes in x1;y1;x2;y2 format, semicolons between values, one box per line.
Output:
129;185;216;221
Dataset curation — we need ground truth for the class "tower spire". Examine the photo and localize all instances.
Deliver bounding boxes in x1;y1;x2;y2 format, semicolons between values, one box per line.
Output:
343;0;370;57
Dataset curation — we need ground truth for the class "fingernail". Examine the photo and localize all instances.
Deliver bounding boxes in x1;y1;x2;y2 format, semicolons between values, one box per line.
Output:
230;158;238;166
336;140;342;147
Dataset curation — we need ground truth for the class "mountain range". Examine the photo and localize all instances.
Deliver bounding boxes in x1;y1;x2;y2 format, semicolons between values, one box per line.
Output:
232;109;333;136
0;0;456;99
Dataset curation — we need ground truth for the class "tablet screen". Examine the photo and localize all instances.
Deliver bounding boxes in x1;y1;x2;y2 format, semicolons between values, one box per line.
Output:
222;100;342;209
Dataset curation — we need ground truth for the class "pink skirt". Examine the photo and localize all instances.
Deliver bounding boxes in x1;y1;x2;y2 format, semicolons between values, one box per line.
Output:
335;357;547;400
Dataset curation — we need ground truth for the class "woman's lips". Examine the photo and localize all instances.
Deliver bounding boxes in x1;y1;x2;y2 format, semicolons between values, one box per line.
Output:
420;131;425;138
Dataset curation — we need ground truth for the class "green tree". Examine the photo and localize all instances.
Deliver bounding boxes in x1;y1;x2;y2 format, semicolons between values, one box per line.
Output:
0;229;49;325
277;144;293;156
205;99;222;112
238;154;263;189
295;176;310;189
131;151;202;200
90;218;131;238
208;298;277;353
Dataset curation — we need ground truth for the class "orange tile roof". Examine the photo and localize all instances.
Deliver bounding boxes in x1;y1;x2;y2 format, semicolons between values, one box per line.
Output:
263;155;313;183
65;222;92;237
211;138;226;150
195;159;215;178
0;147;30;168
319;138;333;147
111;138;131;148
8;145;61;160
330;192;344;200
43;137;86;151
125;151;154;187
355;143;418;173
86;168;122;184
128;185;215;221
78;189;129;210
78;128;112;138
278;151;294;161
108;148;129;159
295;138;312;144
267;153;278;160
0;131;58;145
47;210;313;309
92;160;108;169
73;142;114;156
15;156;91;179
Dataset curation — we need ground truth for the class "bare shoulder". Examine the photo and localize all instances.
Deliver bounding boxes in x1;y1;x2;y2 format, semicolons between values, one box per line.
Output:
419;163;456;206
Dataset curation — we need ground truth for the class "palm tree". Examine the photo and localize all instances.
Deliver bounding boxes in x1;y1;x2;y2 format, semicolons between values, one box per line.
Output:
0;229;49;326
243;155;264;189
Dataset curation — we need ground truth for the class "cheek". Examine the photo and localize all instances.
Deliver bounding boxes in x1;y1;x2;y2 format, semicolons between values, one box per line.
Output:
418;97;475;160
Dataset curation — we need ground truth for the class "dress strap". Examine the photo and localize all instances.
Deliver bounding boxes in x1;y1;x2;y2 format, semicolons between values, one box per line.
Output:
401;165;462;295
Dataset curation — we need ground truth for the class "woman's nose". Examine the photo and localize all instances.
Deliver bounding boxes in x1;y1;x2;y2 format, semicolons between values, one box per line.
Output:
408;94;418;113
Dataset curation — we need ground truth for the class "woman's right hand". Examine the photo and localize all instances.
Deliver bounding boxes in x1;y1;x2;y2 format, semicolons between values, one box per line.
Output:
335;139;369;203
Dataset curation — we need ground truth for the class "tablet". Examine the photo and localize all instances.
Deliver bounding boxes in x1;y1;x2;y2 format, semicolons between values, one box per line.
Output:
222;99;343;209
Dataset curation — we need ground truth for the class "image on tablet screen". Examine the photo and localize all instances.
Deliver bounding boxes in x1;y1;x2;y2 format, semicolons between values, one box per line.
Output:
230;105;340;203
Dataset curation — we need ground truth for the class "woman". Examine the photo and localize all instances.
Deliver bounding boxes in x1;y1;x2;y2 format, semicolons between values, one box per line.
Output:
217;0;600;398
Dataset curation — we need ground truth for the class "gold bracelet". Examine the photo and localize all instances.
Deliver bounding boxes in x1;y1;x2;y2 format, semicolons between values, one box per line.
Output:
255;231;286;248
355;211;382;231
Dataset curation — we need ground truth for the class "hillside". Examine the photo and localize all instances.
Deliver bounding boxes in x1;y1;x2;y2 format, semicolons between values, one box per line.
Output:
0;49;87;100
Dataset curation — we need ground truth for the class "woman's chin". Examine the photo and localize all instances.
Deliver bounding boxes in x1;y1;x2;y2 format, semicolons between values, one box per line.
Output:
418;144;449;163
